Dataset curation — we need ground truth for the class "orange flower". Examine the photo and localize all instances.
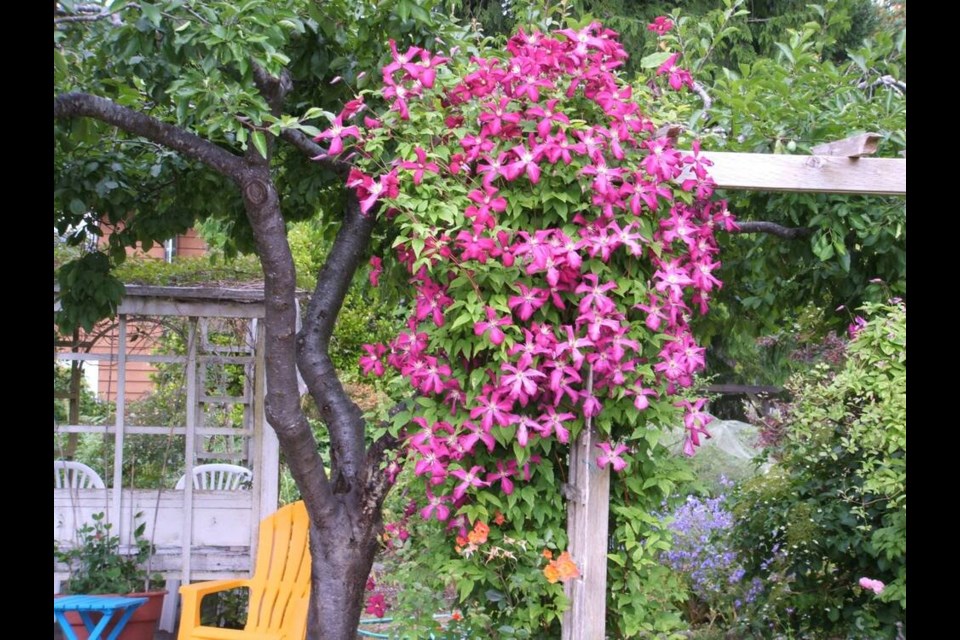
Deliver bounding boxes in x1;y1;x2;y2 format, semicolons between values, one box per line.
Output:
543;562;561;583
451;610;463;621
467;521;490;545
542;549;553;559
456;535;468;547
493;511;505;525
555;551;580;581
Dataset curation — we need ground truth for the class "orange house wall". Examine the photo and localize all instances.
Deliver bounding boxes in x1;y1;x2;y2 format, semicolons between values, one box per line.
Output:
84;317;168;403
86;227;208;402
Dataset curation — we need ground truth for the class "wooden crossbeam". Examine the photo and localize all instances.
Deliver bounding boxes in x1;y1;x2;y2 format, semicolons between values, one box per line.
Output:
699;151;906;195
811;133;882;157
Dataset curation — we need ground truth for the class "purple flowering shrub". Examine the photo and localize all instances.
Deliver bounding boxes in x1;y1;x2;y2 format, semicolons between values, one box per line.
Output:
659;485;768;628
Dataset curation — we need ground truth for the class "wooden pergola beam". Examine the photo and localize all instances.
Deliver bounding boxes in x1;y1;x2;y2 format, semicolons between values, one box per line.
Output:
699;151;906;195
811;133;882;158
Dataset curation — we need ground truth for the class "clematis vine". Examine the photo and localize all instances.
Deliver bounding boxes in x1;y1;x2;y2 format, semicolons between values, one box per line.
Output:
321;21;735;541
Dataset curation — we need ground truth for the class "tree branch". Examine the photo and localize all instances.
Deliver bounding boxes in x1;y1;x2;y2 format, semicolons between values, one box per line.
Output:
691;80;712;124
249;64;352;175
731;221;812;239
361;432;403;520
252;64;293;117
240;164;334;514
54;3;137;25
297;192;377;506
279;128;324;157
54;92;245;181
858;75;906;95
279;129;352;176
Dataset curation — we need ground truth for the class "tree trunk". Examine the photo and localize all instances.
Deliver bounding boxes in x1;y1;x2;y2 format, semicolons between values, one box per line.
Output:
307;503;382;639
240;171;392;639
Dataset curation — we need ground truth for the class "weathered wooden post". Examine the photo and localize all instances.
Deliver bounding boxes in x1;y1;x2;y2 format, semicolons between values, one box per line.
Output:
563;416;611;637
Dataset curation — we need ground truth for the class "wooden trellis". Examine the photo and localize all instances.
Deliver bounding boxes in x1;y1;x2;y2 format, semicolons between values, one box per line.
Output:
53;286;281;633
562;137;906;639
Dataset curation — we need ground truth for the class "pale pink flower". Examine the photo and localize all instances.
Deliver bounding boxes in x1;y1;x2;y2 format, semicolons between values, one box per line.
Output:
858;577;885;595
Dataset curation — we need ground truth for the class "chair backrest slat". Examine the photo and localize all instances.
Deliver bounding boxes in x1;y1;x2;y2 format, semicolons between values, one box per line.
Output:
246;501;311;635
174;463;252;490
54;460;105;489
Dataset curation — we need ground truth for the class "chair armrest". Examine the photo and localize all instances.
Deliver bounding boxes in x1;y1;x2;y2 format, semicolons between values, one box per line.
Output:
177;627;282;640
178;579;253;640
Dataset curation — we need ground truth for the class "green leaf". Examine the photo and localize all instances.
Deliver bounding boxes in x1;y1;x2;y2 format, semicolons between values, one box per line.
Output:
251;131;268;159
410;4;431;23
839;250;851;273
140;2;162;27
397;0;410;22
640;52;673;69
774;42;795;65
410;237;425;257
458;578;474;602
485;589;504;602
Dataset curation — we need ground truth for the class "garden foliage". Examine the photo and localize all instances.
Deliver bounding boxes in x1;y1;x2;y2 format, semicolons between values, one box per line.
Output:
732;301;906;637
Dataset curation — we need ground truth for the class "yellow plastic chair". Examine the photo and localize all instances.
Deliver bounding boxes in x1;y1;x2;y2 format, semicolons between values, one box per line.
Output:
177;501;311;640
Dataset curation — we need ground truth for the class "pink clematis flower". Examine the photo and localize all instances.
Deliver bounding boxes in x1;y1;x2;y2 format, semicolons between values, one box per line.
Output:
459;420;495;454
350;170;399;215
469;391;515;431
465;185;507;229
474;306;511;346
508;284;549;321
647;17;674;35
848;316;868;339
501;141;545;184
359;344;386;377
538;407;575;443
656;53;694;91
499;354;546;406
527;99;570;139
364;593;387;618
451;465;490;500
313;114;360;156
368;256;383;287
382;40;423;78
420;488;451;521
486;460;517;495
582;393;603;418
628;381;657;410
400;147;440;185
596;442;629;471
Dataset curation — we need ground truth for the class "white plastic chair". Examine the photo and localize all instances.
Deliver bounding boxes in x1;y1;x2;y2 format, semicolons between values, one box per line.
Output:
54;460;106;489
164;463;255;631
175;463;252;490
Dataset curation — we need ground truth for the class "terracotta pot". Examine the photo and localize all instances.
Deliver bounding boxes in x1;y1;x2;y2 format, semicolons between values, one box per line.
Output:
61;590;167;640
